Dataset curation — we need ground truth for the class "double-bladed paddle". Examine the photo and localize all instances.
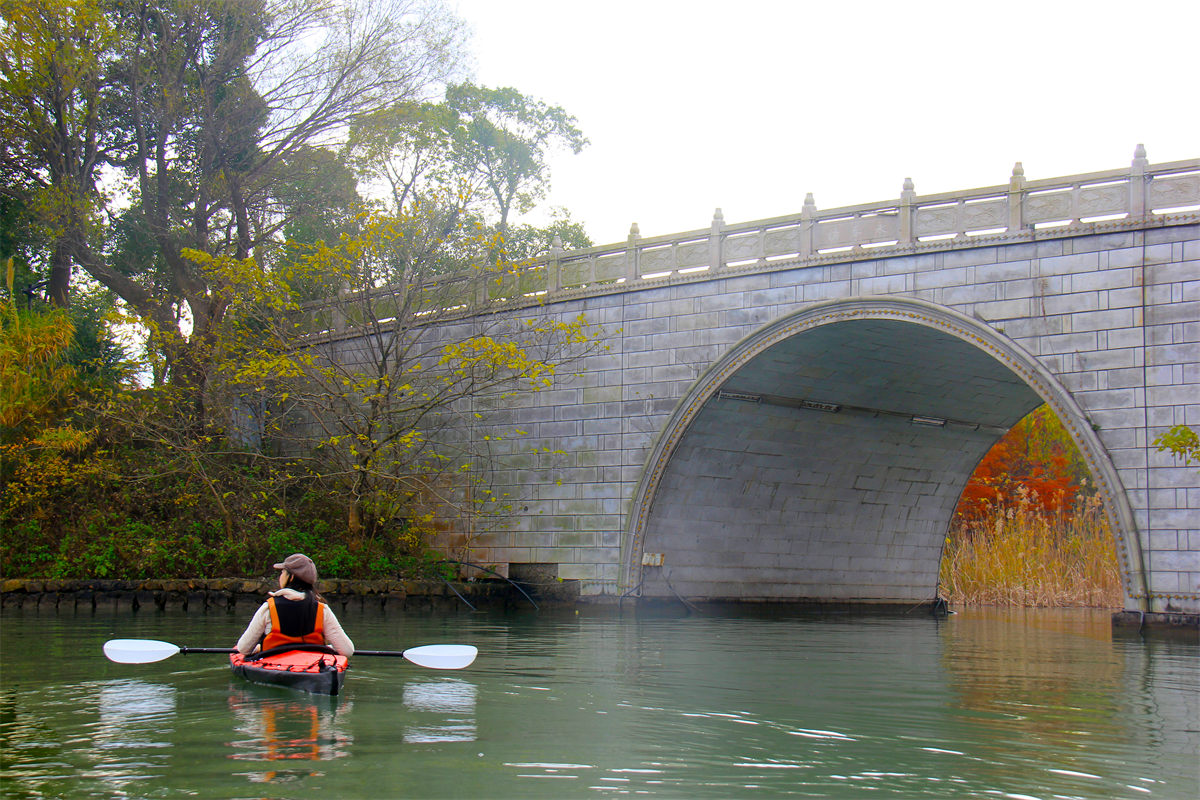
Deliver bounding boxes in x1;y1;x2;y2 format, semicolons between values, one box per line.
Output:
102;639;477;670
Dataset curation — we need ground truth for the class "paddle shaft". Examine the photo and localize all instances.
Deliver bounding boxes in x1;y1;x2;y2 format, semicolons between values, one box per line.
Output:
104;638;476;668
181;646;417;658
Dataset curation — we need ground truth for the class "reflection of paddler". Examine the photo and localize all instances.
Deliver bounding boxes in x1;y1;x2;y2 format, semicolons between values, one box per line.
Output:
235;554;354;656
227;693;354;781
262;703;320;764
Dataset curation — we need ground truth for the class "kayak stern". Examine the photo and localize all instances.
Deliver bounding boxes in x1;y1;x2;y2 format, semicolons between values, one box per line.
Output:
230;649;348;696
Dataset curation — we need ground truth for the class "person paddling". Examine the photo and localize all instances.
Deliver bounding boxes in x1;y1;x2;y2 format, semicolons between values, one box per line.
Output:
236;554;354;656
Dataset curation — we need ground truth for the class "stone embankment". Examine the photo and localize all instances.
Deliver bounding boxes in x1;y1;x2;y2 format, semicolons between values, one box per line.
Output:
0;577;574;613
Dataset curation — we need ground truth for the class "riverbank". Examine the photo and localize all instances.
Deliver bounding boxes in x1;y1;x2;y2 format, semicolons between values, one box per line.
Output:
0;576;574;613
4;578;1196;633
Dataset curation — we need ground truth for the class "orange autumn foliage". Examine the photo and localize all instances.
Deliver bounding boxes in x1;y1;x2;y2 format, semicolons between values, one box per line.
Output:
945;405;1121;607
956;405;1088;522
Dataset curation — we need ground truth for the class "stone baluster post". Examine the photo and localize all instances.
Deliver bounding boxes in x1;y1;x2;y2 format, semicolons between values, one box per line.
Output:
475;266;489;307
799;193;817;258
547;234;563;293
899;178;916;245
332;279;350;333
1130;143;1149;218
709;208;724;269
1008;162;1026;232
626;223;641;281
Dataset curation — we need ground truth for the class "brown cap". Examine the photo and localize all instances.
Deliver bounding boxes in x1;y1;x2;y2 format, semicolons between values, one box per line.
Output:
273;553;317;585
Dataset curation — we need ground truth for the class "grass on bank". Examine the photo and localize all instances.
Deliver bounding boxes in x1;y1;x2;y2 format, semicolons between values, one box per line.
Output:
939;486;1122;608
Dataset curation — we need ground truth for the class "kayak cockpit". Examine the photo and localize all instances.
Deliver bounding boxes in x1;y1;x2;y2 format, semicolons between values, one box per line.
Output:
230;645;348;696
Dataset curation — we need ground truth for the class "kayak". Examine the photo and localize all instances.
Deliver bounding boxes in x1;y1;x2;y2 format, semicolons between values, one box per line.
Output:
229;645;349;696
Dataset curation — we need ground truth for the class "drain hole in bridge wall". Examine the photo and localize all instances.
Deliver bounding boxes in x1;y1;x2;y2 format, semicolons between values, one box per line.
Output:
508;562;557;583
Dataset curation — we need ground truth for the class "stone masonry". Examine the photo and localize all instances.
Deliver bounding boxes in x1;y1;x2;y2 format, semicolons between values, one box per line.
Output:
313;149;1199;615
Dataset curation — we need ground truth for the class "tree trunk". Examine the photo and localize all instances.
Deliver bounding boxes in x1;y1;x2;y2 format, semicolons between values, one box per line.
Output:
48;241;71;307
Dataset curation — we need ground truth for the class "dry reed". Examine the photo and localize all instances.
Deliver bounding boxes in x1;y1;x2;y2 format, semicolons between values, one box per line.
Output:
939;486;1122;607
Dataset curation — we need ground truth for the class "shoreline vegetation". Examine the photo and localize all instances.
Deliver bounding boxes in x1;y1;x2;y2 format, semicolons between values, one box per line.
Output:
939;488;1122;608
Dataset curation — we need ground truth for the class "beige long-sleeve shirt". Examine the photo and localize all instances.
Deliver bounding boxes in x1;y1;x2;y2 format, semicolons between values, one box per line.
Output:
235;588;355;656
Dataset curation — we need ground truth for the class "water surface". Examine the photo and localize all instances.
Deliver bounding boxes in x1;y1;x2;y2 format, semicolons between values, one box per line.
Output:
1;605;1196;798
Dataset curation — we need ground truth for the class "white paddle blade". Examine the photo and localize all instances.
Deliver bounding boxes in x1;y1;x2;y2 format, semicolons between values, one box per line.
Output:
402;644;478;670
103;639;182;664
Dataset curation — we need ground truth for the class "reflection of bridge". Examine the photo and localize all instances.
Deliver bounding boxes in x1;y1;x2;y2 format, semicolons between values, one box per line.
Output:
388;148;1200;617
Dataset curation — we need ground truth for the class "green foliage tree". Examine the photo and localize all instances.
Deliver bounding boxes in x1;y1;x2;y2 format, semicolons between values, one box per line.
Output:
1;256;101;550
344;86;593;266
498;209;593;261
275;145;366;249
0;0;124;307
445;82;588;232
0;195;47;287
2;0;467;401
344;100;462;214
1;1;603;581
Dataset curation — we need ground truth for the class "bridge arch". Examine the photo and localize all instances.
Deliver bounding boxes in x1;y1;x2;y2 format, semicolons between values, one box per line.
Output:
621;296;1146;607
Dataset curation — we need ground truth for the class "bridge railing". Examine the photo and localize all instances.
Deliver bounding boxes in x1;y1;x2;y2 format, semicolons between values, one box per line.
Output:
299;149;1198;333
542;149;1198;294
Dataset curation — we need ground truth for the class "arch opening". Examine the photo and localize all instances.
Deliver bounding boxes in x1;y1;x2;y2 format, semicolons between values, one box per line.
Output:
941;403;1124;607
621;298;1145;609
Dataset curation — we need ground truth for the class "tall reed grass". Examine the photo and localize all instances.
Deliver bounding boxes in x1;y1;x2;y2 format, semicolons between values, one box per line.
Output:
939;485;1122;607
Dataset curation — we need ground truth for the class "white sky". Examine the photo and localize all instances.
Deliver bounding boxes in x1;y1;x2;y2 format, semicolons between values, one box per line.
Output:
453;0;1199;247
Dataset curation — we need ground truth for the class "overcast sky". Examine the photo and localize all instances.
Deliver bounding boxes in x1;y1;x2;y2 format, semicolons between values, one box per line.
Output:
452;0;1199;247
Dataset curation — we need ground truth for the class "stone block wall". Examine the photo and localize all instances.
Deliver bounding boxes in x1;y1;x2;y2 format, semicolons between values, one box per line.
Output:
439;221;1198;614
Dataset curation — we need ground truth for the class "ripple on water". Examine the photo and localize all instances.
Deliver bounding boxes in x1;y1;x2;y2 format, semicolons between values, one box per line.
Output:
1;607;1197;799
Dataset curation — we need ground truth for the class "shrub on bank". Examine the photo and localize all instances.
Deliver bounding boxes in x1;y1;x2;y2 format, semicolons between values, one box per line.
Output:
1;511;450;582
0;439;450;582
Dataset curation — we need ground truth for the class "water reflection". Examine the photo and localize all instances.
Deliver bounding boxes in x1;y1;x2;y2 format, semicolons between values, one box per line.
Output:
0;679;176;796
86;680;177;792
938;609;1179;799
96;679;177;749
227;690;352;784
402;678;477;743
1;608;1196;798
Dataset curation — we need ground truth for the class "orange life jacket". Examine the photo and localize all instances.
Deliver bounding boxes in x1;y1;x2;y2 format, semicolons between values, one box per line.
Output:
262;595;326;651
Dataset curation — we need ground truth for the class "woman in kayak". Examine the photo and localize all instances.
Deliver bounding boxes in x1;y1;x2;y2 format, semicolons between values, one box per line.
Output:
236;553;354;656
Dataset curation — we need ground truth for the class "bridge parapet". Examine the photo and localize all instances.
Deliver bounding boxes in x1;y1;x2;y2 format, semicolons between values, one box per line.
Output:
538;150;1197;294
295;149;1195;335
297;149;1197;335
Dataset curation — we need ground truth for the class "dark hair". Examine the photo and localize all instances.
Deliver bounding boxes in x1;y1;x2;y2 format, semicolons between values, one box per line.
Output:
283;574;325;604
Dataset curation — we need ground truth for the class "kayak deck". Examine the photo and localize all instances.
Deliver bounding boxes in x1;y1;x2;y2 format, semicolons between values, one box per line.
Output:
230;647;349;696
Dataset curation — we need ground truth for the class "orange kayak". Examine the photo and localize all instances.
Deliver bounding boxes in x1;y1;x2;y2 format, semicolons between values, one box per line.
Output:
229;646;348;696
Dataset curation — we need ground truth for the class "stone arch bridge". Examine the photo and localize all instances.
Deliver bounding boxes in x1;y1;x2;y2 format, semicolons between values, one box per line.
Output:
321;148;1199;617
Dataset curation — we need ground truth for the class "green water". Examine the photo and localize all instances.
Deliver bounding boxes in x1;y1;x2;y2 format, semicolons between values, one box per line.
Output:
1;605;1197;799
